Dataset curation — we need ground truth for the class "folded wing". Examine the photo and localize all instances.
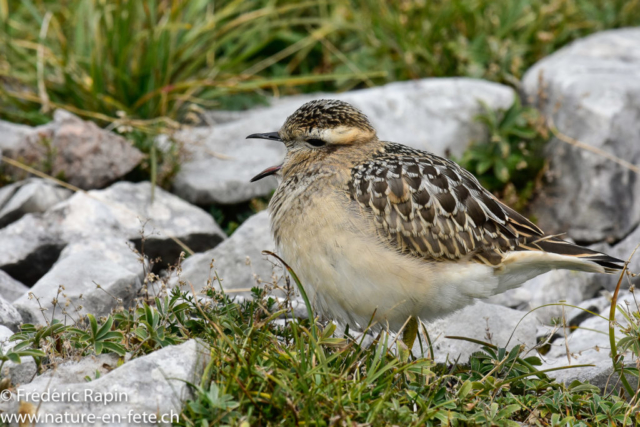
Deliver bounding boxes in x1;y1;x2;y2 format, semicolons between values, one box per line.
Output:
348;143;624;273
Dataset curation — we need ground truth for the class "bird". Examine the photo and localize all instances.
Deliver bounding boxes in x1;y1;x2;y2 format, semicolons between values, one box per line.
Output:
247;99;625;350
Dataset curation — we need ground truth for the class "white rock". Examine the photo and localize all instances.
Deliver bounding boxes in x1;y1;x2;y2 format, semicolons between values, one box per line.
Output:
543;291;635;366
58;238;144;277
0;324;37;388
0;214;62;286
13;239;144;325
535;291;619;345
524;28;640;243
0;178;72;228
0;295;21;331
484;287;533;309
496;269;604;325
0;182;17;210
596;223;640;292
0;121;32;153
0;340;209;427
566;291;615;328
2;357;37;388
0;181;225;286
170;210;283;298
0;270;29;302
419;300;537;364
173;78;515;204
0;324;13;342
0;110;144;190
50;182;225;256
544;359;637;394
533;290;640;392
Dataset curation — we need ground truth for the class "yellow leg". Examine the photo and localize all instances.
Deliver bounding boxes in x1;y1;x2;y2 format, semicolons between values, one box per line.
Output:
399;316;418;362
402;316;419;350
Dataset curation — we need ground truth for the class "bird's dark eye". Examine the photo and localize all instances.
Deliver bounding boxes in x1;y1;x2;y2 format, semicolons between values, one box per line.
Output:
306;138;325;147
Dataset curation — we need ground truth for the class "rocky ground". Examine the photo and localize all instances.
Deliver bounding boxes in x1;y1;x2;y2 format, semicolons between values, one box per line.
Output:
0;28;639;425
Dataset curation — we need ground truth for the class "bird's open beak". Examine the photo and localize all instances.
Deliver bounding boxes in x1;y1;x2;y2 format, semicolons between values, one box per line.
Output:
247;132;283;182
250;164;282;182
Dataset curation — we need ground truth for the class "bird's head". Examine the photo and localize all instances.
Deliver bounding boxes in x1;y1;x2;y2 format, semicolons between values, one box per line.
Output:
248;99;377;182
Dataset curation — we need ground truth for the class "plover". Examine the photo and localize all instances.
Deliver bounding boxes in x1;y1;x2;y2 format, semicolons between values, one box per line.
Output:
248;99;624;348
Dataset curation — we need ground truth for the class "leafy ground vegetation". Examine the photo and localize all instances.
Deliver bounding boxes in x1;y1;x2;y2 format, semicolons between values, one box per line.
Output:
2;252;639;426
1;0;640;188
457;99;549;211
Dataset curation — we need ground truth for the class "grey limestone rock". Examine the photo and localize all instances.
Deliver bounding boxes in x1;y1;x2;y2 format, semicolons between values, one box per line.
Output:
523;28;640;243
170;210;281;298
0;270;29;303
0;298;21;332
0;178;72;228
12;238;144;325
0;340;209;427
419;300;537;364
0;110;144;190
173;78;515;204
0;181;225;286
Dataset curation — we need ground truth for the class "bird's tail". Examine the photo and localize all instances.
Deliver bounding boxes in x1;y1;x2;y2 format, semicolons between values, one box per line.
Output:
493;236;625;294
516;236;625;273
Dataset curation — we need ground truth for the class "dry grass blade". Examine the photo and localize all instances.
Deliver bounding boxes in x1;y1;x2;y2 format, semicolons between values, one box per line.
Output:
608;264;634;397
36;11;52;113
608;244;640;399
548;117;640;175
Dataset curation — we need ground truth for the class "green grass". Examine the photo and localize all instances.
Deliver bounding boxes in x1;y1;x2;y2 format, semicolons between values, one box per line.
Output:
1;0;638;188
7;288;639;426
3;0;640;126
175;285;638;426
457;96;549;211
336;0;640;85
0;0;382;126
4;256;639;426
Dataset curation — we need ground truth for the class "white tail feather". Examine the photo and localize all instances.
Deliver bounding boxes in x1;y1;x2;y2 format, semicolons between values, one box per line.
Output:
493;251;605;294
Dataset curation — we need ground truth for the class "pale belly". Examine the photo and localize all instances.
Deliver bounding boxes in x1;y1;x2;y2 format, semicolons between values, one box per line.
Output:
275;196;501;331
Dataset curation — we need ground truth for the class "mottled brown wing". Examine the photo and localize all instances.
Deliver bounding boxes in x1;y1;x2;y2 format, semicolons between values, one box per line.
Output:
348;143;543;265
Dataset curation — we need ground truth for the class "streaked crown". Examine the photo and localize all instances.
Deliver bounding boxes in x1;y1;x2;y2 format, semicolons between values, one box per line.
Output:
279;99;376;145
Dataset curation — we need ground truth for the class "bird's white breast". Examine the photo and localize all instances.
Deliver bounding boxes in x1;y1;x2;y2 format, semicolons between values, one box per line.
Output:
273;188;501;331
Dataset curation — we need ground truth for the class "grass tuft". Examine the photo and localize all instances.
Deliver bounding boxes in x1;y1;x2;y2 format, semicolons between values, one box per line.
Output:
2;0;638;188
3;249;640;425
174;284;639;426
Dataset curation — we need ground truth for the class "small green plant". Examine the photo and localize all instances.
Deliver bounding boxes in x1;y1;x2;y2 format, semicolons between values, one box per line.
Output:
129;299;186;352
9;321;70;372
84;369;101;382
209;197;269;235
0;340;45;374
333;0;640;85
3;287;194;379
613;287;640;360
458;97;548;210
69;314;126;356
182;383;240;422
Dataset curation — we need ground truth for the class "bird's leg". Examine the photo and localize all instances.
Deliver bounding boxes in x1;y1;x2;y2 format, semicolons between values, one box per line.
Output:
402;316;419;351
399;316;418;362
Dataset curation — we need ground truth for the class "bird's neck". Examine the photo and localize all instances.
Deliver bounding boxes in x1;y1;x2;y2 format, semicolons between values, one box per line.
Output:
269;139;385;247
